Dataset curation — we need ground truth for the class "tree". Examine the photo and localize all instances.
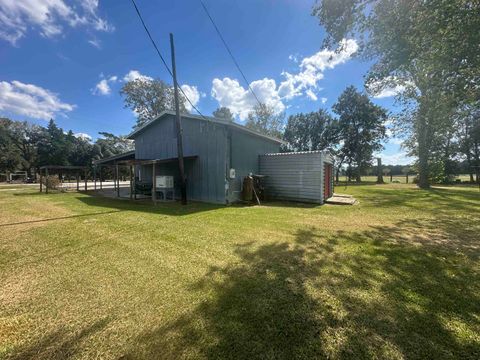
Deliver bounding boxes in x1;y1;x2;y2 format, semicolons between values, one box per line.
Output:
283;109;338;152
245;103;285;138
0;118;22;174
120;78;187;128
333;86;387;182
37;120;69;167
93;132;133;159
213;107;234;122
313;0;480;188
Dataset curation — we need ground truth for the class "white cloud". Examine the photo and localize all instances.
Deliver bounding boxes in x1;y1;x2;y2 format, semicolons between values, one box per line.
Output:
0;80;75;120
278;39;358;100
321;97;327;104
376;151;413;166
92;74;117;96
74;132;92;141
366;76;415;98
180;84;205;112
305;89;318;101
211;39;357;119
211;77;285;121
123;70;153;82
88;37;101;49
0;0;114;45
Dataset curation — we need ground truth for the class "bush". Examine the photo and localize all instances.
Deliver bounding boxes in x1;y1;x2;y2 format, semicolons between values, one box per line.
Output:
42;175;61;190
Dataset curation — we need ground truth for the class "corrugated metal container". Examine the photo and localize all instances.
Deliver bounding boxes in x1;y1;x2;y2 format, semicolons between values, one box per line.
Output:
259;151;334;204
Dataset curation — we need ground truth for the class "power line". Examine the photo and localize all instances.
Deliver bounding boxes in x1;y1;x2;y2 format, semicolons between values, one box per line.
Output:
199;0;263;108
130;0;209;121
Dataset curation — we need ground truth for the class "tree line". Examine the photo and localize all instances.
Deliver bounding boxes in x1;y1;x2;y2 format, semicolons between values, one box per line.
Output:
0;118;132;179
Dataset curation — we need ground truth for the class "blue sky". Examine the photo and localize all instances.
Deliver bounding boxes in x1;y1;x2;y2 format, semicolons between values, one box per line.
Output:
0;0;411;164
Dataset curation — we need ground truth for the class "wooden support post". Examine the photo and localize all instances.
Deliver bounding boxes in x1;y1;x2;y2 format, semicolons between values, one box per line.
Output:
129;165;133;200
116;164;120;197
99;166;102;190
39;170;43;193
45;167;49;194
94;166;97;191
152;162;156;203
406;173;409;184
133;165;137;200
76;173;80;191
84;168;88;191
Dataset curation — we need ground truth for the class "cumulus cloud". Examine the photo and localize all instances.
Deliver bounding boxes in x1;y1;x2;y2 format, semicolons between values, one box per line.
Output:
180;84;205;112
376;151;413;166
278;39;358;100
321;97;328;104
212;77;285;121
74;132;92;141
366;76;415;98
0;80;75;120
92;75;117;95
211;39;357;120
123;70;153;82
0;0;114;45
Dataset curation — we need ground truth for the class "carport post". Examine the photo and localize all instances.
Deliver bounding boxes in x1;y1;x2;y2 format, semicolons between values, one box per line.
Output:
129;165;133;200
116;164;120;197
99;166;102;190
152;162;156;203
133;164;137;200
94;166;97;191
84;168;88;191
76;172;79;191
45;167;49;194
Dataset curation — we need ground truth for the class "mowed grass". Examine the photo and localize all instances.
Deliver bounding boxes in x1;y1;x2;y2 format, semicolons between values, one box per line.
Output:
0;184;479;359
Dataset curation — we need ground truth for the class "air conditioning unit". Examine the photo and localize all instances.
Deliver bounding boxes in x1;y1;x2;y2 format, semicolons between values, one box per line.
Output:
156;176;174;189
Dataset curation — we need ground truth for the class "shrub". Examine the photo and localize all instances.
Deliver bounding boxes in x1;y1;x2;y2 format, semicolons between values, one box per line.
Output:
43;175;61;190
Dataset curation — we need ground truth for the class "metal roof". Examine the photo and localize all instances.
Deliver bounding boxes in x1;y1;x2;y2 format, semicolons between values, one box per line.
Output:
92;150;136;165
127;110;286;144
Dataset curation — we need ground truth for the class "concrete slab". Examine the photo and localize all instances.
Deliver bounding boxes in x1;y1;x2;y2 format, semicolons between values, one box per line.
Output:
326;195;357;205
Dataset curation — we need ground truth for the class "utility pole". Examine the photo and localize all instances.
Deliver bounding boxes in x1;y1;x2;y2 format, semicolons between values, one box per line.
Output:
170;33;187;205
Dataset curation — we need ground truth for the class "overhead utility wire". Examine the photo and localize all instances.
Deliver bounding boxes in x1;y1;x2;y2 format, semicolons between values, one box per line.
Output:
130;0;209;121
199;0;263;108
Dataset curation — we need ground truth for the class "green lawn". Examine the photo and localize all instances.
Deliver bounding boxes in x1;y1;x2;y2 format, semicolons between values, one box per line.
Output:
0;184;479;359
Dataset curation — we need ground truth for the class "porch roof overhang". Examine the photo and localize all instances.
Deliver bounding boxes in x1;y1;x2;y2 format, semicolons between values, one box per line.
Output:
116;155;198;166
93;150;136;166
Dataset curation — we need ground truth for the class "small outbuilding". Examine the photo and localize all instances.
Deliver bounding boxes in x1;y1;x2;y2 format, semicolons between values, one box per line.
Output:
259;151;334;204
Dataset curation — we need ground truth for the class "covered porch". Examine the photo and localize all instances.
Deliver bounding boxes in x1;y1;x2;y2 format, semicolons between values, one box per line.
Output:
92;152;198;203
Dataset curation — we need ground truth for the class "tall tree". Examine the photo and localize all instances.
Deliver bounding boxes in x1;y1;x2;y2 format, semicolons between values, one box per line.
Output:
245;103;285;138
333;86;387;182
283;109;337;152
94;132;134;159
0;118;22;174
37;119;69;167
120;78;187;128
213;107;234;122
313;0;480;188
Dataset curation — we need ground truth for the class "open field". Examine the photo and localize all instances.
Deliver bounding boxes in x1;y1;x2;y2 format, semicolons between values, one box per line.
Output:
337;174;477;184
0;184;479;359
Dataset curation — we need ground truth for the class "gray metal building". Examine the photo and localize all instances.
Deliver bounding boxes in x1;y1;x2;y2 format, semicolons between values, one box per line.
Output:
128;111;282;204
259;151;334;204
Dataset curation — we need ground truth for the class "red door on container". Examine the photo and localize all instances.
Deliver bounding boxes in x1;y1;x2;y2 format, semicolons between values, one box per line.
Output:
324;164;332;200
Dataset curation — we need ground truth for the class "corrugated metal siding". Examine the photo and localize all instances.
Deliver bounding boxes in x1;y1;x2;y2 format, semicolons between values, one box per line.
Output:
259;151;327;204
227;129;280;203
134;115;228;204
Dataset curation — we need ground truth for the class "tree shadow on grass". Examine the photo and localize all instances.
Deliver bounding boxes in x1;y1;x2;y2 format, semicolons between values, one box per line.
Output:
122;216;479;359
76;194;226;217
8;318;110;360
